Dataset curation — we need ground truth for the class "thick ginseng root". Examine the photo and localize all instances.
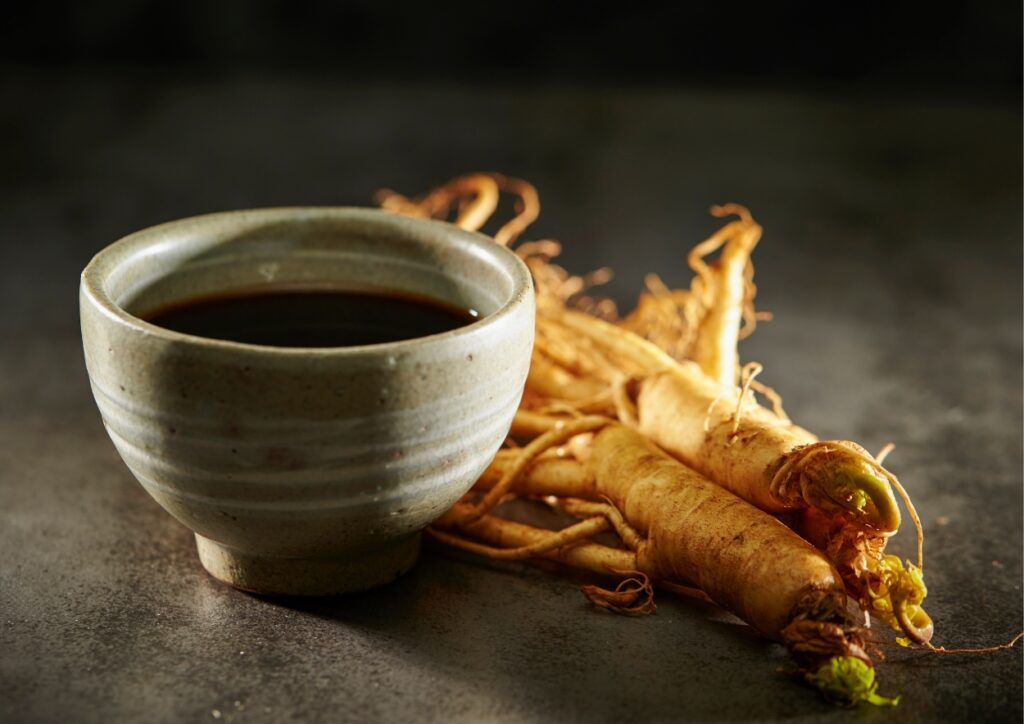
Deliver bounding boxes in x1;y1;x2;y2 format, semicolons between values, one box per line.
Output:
590;425;843;640
549;309;903;533
636;369;902;532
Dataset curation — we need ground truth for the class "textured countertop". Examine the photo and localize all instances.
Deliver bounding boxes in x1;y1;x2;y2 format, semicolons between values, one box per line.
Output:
1;73;1021;722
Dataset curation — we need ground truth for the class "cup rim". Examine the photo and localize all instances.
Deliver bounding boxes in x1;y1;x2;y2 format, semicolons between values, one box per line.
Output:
80;207;534;357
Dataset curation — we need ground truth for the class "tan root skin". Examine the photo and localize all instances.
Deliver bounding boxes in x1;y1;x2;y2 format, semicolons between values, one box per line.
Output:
637;368;816;514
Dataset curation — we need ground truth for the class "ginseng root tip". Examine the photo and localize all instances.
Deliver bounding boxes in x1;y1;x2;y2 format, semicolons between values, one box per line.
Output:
820;461;902;533
804;656;900;708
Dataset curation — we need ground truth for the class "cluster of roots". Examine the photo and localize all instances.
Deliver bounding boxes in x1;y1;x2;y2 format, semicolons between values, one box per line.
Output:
376;172;1014;704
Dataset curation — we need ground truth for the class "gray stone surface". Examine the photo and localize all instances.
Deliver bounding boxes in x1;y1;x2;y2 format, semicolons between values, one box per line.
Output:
1;73;1021;722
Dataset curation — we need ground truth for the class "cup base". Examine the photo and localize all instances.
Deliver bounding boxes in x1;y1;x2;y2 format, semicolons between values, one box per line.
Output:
195;533;421;596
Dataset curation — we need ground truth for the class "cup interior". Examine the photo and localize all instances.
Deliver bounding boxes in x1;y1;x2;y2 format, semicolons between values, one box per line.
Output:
91;208;523;339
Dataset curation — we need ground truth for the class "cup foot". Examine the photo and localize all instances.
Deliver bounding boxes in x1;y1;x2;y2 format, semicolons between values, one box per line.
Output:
195;533;421;596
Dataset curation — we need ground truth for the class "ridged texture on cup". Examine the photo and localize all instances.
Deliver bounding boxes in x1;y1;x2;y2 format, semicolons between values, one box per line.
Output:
80;208;534;593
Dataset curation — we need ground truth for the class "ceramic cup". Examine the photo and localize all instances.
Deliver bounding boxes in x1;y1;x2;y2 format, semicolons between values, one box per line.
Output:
80;208;534;595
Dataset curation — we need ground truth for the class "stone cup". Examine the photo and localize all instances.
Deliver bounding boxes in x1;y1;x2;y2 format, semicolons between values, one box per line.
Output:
80;208;534;595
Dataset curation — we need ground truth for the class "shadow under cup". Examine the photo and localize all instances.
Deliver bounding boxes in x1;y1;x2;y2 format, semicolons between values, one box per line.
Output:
80;208;535;595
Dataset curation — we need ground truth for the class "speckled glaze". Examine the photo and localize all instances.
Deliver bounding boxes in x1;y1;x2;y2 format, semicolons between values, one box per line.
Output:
80;208;534;595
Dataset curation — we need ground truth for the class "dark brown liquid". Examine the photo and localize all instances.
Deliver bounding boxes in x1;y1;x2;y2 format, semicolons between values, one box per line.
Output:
143;288;478;347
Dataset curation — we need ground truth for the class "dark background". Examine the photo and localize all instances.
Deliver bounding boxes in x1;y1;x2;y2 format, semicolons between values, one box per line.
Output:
1;4;1022;723
3;1;1021;97
3;1;1021;287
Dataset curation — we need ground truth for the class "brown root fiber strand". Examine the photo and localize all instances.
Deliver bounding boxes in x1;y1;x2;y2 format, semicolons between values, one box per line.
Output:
618;275;695;362
491;174;541;246
552;309;677;376
376;172;540;247
582;573;657;614
510;408;574;437
429;513;610;560
376;173;500;231
432;503;638;575
468;415;610;522
526;354;609;402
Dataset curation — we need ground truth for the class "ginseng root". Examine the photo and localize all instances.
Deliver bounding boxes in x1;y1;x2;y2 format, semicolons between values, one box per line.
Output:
434;423;896;706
